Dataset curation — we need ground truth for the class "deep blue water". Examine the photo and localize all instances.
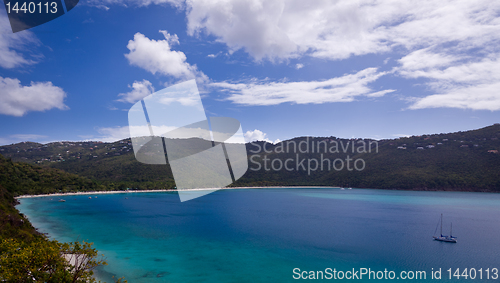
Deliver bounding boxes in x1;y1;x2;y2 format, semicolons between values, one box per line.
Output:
17;188;500;282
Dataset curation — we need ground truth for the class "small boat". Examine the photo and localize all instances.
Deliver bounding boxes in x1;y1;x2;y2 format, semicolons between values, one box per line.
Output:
433;214;457;243
88;197;92;199
58;199;66;202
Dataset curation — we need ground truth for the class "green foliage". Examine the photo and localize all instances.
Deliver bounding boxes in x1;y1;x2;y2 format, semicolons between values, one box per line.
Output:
0;238;106;283
0;158;123;283
1;124;499;192
0;185;39;242
0;154;101;196
234;124;500;191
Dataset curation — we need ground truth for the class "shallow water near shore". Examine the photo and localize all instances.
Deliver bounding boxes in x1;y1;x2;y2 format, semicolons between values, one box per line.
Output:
18;188;500;282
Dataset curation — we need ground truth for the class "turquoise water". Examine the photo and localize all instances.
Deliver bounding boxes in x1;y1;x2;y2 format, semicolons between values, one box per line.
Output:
17;188;500;282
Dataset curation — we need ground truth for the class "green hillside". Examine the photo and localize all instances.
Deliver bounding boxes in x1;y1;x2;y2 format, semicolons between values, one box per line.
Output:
1;124;499;192
0;156;118;282
0;154;103;196
0;184;39;242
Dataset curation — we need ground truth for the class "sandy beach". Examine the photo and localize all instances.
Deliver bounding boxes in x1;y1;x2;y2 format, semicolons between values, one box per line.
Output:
14;186;340;199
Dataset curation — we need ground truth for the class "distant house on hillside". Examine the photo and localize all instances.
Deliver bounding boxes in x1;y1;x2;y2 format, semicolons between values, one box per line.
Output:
488;150;498;154
417;147;424;150
426;145;435;148
460;145;469;148
397;146;406;149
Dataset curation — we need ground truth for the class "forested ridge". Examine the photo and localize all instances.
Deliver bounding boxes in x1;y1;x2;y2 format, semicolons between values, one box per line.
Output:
1;124;499;193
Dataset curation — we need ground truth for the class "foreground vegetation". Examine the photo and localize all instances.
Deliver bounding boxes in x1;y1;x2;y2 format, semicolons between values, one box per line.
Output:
0;160;125;282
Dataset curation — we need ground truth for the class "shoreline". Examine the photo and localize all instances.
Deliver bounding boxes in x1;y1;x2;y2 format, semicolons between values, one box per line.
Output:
14;186;341;199
15;186;494;199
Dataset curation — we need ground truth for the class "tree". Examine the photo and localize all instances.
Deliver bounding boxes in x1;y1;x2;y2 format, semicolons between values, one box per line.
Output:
0;238;107;283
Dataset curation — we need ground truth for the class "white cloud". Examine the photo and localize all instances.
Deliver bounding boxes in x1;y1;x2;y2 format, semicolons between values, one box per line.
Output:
94;0;500;111
244;129;279;144
0;13;39;69
0;76;68;117
94;126;132;142
393;134;411;138
409;82;500;111
211;68;394;106
295;63;304;69
86;0;181;7
399;51;500;110
125;30;206;81
118;80;154;103
86;0;500;62
185;0;500;61
184;0;500;111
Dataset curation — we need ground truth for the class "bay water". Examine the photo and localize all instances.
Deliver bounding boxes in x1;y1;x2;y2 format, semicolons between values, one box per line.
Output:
17;188;500;282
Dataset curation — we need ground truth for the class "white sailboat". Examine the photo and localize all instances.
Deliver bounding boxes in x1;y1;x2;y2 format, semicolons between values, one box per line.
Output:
433;214;457;243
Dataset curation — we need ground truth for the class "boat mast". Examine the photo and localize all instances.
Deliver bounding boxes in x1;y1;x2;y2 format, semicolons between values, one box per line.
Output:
440;214;443;236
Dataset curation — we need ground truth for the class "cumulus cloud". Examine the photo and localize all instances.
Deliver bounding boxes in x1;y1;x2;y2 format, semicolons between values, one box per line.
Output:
184;0;500;110
184;0;500;61
295;63;304;69
0;77;68;117
98;0;500;111
244;129;280;144
399;50;500;110
211;68;394;106
86;0;500;62
125;30;206;81
0;13;39;69
118;80;154;103
94;126;132;142
86;0;181;8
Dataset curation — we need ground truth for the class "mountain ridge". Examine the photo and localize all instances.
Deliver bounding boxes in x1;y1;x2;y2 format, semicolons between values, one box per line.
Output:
1;124;499;193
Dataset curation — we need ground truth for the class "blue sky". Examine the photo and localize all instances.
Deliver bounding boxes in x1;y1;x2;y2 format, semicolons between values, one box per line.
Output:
1;0;499;145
